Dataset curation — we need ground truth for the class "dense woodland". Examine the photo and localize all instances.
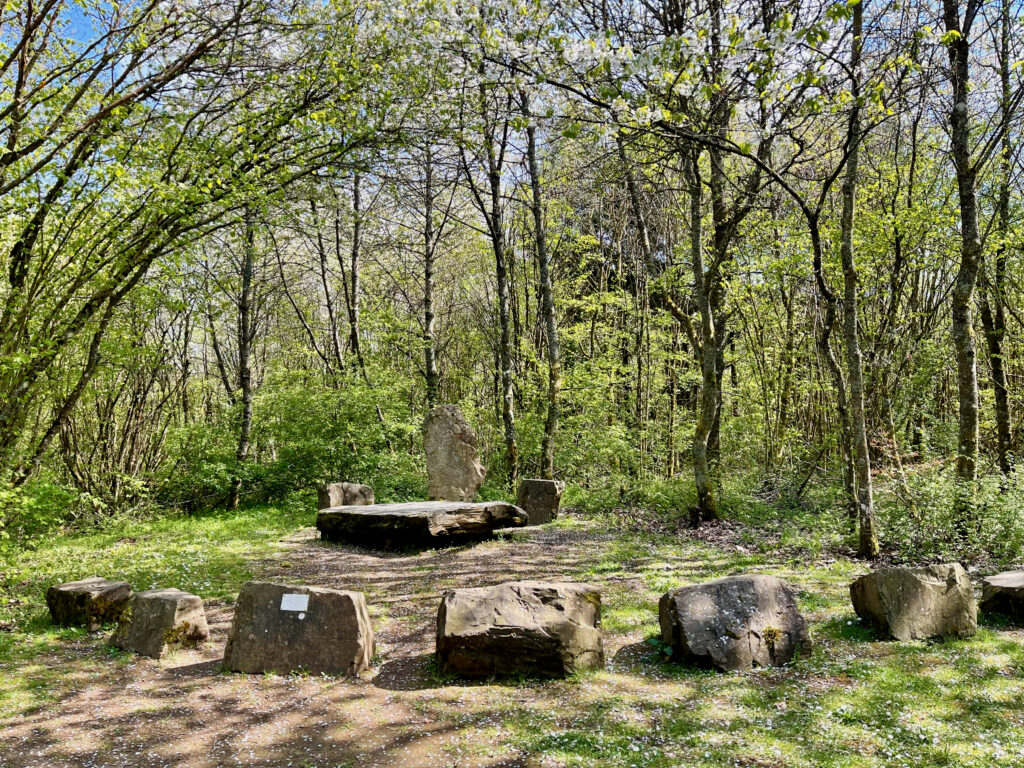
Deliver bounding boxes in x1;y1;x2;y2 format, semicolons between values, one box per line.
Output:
2;0;1024;561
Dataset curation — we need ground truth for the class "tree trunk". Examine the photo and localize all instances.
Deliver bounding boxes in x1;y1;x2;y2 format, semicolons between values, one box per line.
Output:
840;0;878;558
942;0;983;526
686;149;720;525
523;92;561;480
423;152;440;408
349;173;368;374
229;211;255;510
979;0;1013;477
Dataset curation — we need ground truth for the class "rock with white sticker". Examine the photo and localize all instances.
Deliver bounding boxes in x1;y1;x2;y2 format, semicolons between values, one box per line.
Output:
224;581;375;675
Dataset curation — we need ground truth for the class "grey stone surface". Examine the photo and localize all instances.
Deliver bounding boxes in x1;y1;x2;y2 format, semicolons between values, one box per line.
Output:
659;574;810;671
317;482;374;509
436;581;604;678
317;500;528;547
224;581;375;676
424;405;486;501
980;569;1024;624
45;577;132;631
109;588;209;658
515;479;565;525
850;564;977;641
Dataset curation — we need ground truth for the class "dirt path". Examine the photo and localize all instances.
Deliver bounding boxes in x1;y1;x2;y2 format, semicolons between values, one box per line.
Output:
0;526;669;768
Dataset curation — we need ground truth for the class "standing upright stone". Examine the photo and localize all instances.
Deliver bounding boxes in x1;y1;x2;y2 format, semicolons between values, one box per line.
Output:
516;479;565;524
317;482;374;509
46;577;133;631
424;405;486;501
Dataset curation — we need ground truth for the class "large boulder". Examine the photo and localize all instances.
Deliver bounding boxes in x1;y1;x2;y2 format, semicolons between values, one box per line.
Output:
46;577;132;631
317;482;374;509
224;582;375;676
109;588;209;658
659;574;810;671
424;405;486;501
436;581;604;678
317;500;528;548
980;569;1024;624
850;564;977;641
516;479;565;525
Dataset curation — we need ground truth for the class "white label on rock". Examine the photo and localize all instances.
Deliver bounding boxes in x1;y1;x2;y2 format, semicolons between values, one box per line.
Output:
280;593;309;612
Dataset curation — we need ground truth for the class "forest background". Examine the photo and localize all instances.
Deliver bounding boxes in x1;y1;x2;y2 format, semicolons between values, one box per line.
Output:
2;0;1023;565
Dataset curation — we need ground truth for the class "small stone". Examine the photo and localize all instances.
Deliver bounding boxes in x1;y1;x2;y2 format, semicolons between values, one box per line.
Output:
515;479;565;524
659;574;810;671
45;577;132;631
224;582;375;676
436;581;604;678
850;563;977;640
980;569;1024;624
424;405;486;501
109;588;209;658
317;482;374;509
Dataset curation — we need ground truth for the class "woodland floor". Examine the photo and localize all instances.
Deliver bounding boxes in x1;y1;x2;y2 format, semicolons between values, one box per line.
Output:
1;505;1024;768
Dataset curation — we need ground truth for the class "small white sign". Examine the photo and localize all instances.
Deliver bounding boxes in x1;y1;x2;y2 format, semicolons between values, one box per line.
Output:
280;593;309;612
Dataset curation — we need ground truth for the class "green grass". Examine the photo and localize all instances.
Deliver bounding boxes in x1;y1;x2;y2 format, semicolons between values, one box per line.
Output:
3;501;1024;767
0;502;307;715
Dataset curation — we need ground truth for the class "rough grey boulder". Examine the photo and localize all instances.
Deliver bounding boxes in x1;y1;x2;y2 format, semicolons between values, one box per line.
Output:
850;564;977;641
659;574;810;671
317;500;528;547
436;581;604;677
224;582;374;676
109;588;209;658
516;479;565;525
46;577;132;631
317;482;374;509
980;569;1024;624
424;405;486;501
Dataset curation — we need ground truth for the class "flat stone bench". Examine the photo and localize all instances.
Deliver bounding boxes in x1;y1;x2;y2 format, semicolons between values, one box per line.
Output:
109;588;209;658
316;501;528;547
224;582;375;676
46;577;132;631
436;581;604;678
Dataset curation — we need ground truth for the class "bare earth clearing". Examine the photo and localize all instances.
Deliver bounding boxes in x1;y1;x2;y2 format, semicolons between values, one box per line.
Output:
3;517;1024;768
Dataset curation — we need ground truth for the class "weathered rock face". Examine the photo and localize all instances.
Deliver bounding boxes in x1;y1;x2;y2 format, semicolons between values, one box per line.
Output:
317;482;375;510
109;588;209;658
317;500;528;548
981;570;1024;624
224;582;375;676
659;575;810;671
46;577;132;631
850;564;977;641
515;479;565;525
436;581;604;678
424;405;486;501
